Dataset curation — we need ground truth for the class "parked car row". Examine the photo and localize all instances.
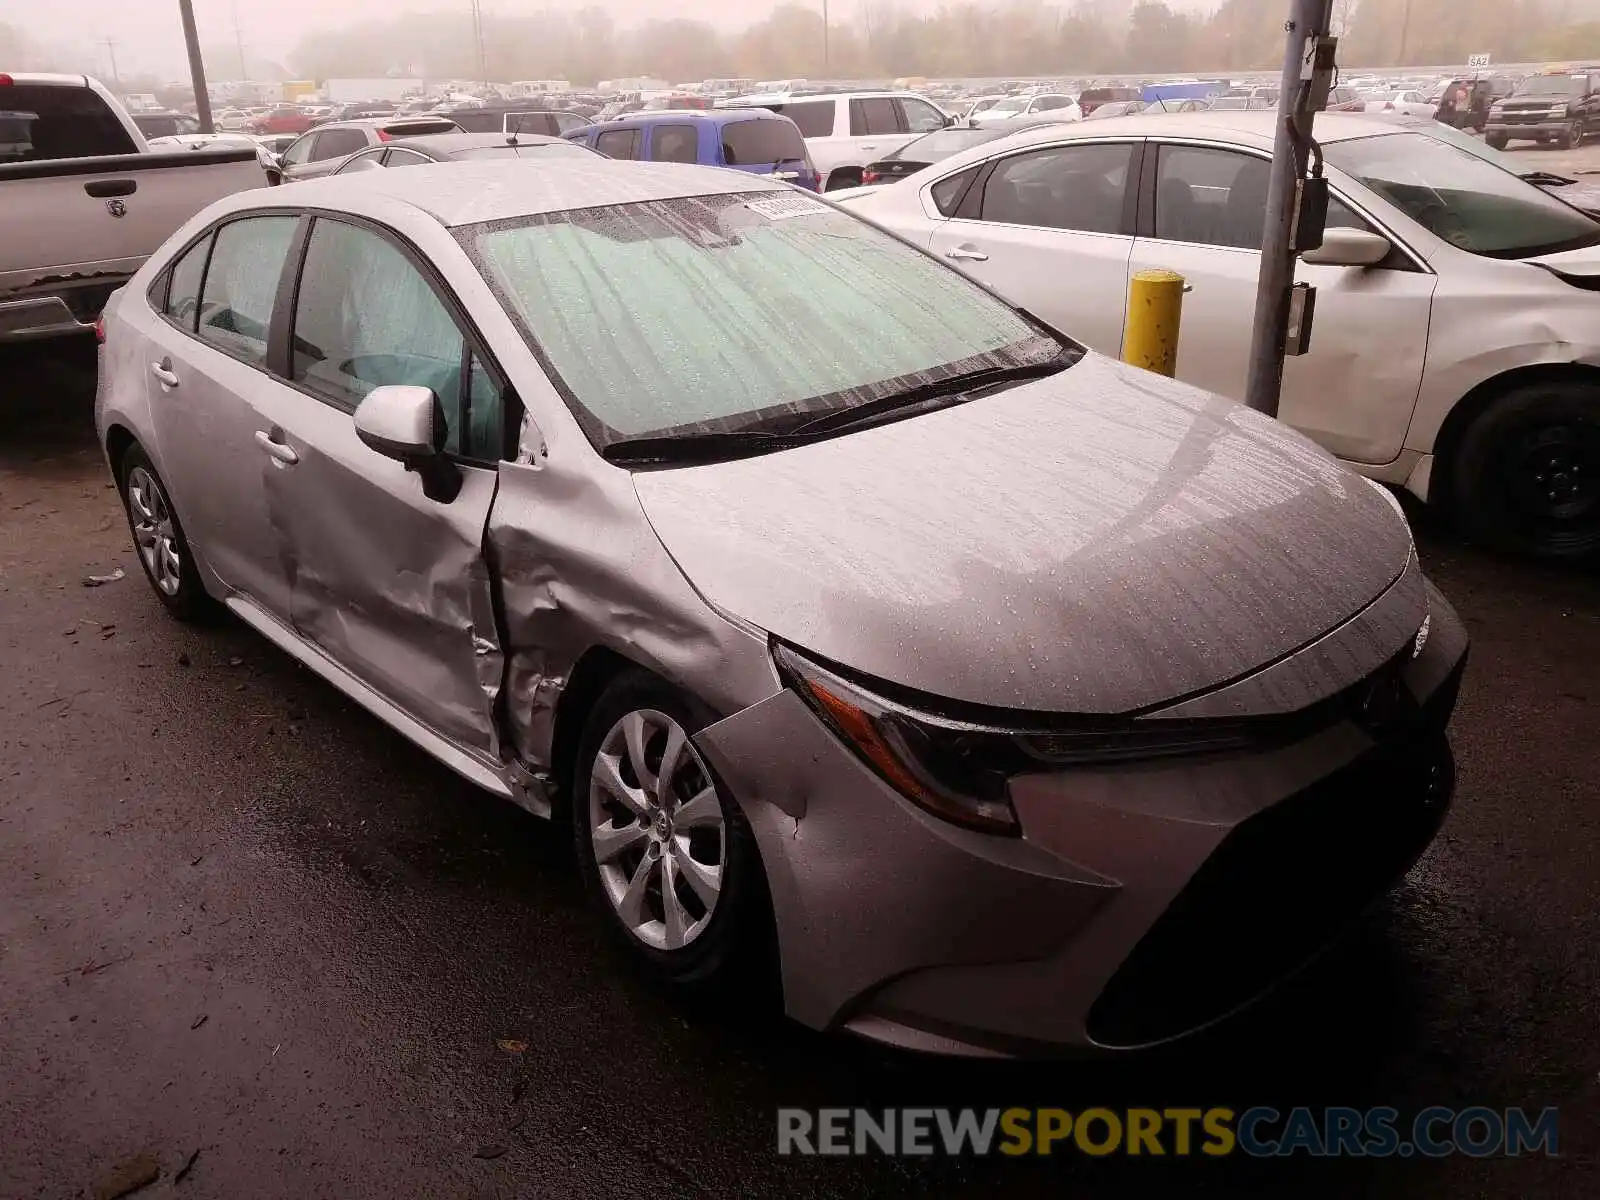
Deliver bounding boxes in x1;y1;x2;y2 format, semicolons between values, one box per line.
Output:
836;111;1600;558
97;154;1469;1058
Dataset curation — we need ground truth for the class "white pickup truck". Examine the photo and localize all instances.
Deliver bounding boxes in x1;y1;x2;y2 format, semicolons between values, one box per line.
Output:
0;73;265;342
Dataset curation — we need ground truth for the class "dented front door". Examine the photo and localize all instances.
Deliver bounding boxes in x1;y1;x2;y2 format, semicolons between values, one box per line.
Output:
255;382;504;760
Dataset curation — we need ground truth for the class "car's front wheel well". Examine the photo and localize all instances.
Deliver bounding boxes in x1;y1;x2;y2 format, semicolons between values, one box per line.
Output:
1431;362;1600;513
104;424;138;484
548;645;640;811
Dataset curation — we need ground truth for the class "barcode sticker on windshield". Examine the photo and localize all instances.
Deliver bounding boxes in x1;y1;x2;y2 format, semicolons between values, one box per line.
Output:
744;195;831;221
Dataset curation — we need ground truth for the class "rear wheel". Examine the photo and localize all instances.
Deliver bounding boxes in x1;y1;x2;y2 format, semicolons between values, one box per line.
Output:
117;445;213;621
1452;380;1600;558
1559;120;1583;149
1485;133;1509;150
573;672;772;992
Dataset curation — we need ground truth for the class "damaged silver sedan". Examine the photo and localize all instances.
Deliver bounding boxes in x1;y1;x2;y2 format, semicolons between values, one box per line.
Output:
97;159;1469;1055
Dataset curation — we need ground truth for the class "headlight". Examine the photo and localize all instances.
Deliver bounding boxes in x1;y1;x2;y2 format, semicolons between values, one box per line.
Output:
1553;103;1570;116
773;644;1257;835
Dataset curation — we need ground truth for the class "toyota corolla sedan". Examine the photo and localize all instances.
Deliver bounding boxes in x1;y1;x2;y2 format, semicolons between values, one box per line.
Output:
97;159;1468;1056
836;112;1600;558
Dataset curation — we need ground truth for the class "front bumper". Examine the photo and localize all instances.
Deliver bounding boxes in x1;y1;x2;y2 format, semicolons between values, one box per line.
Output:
696;580;1468;1056
1486;118;1570;138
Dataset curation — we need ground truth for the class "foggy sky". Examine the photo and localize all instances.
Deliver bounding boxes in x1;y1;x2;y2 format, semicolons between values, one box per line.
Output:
3;0;1218;79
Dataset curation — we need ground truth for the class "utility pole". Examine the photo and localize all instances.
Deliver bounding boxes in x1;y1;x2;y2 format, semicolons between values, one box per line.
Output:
232;1;248;80
823;0;831;72
1397;0;1414;67
176;0;214;132
99;38;120;87
1243;0;1336;418
469;0;488;88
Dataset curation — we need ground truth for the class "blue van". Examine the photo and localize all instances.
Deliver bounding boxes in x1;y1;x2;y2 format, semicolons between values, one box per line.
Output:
565;110;820;191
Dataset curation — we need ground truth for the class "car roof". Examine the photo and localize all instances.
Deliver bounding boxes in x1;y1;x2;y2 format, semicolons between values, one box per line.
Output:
395;131;574;154
962;110;1407;155
587;109;783;128
247;158;785;227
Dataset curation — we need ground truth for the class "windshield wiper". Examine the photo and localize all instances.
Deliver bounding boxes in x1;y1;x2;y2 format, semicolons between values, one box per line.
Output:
1521;170;1578;186
786;358;1070;438
601;429;808;466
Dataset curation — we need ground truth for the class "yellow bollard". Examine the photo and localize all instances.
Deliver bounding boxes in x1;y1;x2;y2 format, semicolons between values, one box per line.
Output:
1121;269;1186;378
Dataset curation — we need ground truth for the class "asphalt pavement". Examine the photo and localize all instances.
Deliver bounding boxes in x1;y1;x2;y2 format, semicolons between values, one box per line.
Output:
1;339;1597;1199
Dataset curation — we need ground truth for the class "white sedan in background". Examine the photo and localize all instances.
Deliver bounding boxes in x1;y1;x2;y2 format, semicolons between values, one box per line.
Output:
1363;90;1438;118
838;112;1600;556
970;93;1083;125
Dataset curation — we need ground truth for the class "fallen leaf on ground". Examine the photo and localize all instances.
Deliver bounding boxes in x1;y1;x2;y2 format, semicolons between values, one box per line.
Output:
474;1145;509;1160
496;1039;528;1054
82;568;126;587
91;1152;160;1200
190;1014;208;1030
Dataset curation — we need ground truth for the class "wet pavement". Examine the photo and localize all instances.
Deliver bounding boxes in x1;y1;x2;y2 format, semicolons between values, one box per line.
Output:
2;340;1597;1198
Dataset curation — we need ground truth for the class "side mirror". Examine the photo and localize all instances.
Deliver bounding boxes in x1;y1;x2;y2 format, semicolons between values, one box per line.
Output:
353;385;461;502
1301;227;1392;268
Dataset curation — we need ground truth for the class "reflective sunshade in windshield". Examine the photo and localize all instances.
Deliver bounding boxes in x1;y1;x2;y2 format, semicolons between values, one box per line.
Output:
459;192;1066;446
1327;132;1600;258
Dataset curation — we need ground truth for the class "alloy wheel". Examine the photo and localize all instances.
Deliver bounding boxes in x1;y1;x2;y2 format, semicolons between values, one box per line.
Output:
126;465;182;596
588;709;726;951
1504;423;1600;531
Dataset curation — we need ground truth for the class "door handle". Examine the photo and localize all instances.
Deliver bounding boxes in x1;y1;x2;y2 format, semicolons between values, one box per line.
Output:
85;178;137;198
945;246;989;262
254;430;299;465
149;359;179;388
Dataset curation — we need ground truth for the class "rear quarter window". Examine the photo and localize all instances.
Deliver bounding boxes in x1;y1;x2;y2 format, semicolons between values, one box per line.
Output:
767;101;834;138
720;119;806;166
0;85;138;162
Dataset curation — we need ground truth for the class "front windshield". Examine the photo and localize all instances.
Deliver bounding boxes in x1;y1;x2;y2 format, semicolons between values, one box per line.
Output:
1514;75;1587;97
987;98;1028;115
1326;132;1600;258
458;192;1070;447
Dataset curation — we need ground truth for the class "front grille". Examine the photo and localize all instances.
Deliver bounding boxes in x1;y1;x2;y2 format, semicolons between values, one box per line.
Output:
1085;717;1457;1049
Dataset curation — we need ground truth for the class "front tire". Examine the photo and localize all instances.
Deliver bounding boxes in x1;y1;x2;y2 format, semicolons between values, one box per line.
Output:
1559;120;1582;149
1485;133;1509;150
117;445;213;621
573;671;771;992
1452;381;1600;557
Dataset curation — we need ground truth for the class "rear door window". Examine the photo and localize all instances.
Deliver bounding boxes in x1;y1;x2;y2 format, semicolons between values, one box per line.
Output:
720;118;807;165
850;97;903;136
1153;145;1271;249
651;124;699;164
978;143;1134;234
596;128;641;159
311;128;368;160
0;84;139;162
195;216;298;365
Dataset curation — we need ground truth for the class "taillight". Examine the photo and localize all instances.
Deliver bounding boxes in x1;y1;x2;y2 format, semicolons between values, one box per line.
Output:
94;316;105;344
861;170;878;185
0;74;13;87
377;129;391;142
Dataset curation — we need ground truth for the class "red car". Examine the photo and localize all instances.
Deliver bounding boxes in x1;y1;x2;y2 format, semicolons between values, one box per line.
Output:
252;105;315;135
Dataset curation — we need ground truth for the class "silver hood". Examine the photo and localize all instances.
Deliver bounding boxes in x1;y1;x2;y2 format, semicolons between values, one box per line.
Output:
633;354;1414;715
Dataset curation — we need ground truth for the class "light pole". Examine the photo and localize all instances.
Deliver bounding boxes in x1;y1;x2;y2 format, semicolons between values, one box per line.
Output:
823;0;831;72
100;38;120;87
1397;0;1414;67
176;0;214;132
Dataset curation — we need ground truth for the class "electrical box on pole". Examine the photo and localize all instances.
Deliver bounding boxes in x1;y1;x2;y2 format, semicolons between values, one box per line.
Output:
1243;0;1339;417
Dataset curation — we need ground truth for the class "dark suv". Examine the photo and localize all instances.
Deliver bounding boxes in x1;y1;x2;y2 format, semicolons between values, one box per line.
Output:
1486;72;1599;149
